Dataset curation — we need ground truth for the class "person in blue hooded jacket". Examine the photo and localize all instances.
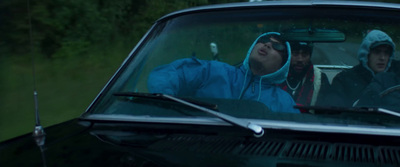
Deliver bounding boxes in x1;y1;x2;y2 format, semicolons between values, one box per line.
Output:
147;32;300;113
328;30;396;107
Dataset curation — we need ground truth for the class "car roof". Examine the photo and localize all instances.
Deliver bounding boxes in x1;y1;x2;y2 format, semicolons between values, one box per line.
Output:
157;0;400;22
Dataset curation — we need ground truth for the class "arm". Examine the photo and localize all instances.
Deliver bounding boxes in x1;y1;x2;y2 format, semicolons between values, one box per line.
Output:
357;72;399;107
147;57;211;96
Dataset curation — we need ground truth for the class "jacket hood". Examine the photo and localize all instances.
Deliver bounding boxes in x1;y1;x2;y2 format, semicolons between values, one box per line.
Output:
358;30;395;75
242;32;292;84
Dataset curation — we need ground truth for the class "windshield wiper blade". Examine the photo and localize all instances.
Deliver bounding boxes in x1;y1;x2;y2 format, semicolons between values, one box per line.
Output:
114;92;218;110
113;92;264;137
375;108;400;117
295;105;400;118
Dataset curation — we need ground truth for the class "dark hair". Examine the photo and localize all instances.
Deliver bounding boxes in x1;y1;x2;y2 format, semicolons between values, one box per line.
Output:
290;41;313;55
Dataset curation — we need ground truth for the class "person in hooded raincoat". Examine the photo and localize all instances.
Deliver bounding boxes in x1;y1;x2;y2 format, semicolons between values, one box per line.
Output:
147;32;300;113
279;41;330;109
328;30;396;107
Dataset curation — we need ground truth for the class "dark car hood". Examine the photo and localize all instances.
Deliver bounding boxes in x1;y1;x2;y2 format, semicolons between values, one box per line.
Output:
2;118;400;167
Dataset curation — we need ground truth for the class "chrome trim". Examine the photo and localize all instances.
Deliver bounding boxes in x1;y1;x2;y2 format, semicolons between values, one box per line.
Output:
84;114;400;137
157;1;400;23
253;119;400;136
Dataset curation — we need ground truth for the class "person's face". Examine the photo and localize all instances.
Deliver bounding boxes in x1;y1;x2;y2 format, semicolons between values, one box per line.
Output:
249;36;284;76
368;45;391;73
290;49;311;74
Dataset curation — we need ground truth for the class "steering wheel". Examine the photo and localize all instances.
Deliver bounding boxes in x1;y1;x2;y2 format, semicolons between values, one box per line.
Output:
379;85;400;97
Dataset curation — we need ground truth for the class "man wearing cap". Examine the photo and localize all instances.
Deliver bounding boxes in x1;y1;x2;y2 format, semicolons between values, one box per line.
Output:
328;30;396;107
148;32;300;113
279;41;330;109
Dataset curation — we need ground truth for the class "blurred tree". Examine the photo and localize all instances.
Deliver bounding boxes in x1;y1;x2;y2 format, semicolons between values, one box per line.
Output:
0;0;245;60
0;0;33;55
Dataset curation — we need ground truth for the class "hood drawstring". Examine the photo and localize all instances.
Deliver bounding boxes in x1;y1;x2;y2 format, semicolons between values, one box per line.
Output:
238;69;249;99
257;78;263;101
238;69;265;102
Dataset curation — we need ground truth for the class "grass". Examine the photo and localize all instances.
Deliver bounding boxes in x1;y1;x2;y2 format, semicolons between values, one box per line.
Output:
0;40;132;142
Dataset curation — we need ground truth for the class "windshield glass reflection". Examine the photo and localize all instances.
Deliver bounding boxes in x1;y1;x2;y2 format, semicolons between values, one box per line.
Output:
88;8;400;127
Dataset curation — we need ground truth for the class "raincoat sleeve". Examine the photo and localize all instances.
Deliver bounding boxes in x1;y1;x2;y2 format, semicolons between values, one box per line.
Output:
282;95;301;113
357;72;400;110
147;57;211;96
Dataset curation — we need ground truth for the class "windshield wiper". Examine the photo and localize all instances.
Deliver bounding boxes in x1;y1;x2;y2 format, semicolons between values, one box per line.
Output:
113;92;264;137
114;92;218;110
295;105;400;118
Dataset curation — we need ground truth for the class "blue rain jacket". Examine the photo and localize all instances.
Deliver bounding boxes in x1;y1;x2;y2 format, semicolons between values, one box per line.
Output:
148;32;299;113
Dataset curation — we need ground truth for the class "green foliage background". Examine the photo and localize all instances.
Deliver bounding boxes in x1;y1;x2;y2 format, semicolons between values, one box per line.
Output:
2;0;399;142
0;0;245;142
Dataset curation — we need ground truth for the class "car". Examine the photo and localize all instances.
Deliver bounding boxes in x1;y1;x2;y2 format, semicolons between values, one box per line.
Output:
2;1;400;166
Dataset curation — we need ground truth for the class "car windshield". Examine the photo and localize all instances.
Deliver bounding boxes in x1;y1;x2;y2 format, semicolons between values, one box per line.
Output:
84;2;400;130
